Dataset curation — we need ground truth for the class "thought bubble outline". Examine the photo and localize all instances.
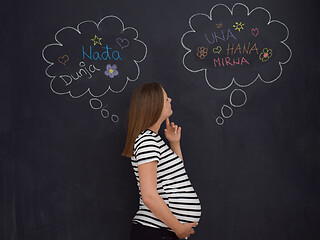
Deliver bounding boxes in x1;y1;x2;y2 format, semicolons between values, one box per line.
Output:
181;3;292;91
42;15;148;98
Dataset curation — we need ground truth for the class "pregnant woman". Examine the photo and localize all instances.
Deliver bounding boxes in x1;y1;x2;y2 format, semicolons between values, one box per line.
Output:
122;82;201;240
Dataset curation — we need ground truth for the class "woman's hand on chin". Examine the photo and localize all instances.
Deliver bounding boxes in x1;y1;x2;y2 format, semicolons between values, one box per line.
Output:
164;118;181;143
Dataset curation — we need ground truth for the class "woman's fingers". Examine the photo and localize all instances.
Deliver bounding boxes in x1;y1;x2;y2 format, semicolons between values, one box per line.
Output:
175;222;198;239
166;118;182;134
166;118;170;128
170;123;178;133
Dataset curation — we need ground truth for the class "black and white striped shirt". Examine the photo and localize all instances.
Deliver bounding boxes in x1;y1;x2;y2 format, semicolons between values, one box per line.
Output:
131;129;201;229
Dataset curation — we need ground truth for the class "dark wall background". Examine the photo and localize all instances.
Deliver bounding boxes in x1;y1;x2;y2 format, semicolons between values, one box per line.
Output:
1;0;319;239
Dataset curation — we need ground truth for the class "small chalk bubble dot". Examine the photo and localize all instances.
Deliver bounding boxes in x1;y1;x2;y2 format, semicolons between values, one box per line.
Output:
221;105;233;118
79;61;85;67
111;115;119;123
89;98;103;110
101;109;110;118
216;117;224;125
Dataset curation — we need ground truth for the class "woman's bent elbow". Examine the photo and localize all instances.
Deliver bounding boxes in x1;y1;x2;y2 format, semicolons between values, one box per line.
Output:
141;192;159;206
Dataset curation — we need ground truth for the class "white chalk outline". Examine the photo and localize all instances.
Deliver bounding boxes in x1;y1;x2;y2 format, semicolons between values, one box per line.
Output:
216;116;224;125
221;104;233;118
229;88;247;107
111;114;119;123
42;15;148;98
89;98;103;110
101;108;110;118
181;3;292;91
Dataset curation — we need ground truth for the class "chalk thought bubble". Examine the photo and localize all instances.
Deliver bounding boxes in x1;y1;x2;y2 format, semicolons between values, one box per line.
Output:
42;16;147;98
181;3;292;125
181;3;292;90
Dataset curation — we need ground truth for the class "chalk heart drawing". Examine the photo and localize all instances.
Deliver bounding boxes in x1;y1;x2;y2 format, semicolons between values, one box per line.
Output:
116;37;130;49
251;28;259;37
58;55;69;65
213;46;222;54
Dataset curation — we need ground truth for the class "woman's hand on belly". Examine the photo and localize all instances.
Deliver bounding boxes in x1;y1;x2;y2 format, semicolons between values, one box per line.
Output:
174;222;198;239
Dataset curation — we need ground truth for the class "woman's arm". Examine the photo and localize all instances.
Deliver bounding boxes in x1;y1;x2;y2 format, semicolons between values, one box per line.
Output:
164;118;184;161
138;161;182;231
138;161;196;238
169;142;183;161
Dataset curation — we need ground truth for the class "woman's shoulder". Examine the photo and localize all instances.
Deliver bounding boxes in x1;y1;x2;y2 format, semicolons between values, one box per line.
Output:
133;130;163;155
135;129;161;144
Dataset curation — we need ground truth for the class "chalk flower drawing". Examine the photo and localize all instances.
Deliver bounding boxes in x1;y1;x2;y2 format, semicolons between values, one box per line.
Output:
197;47;208;59
105;64;119;78
259;48;273;62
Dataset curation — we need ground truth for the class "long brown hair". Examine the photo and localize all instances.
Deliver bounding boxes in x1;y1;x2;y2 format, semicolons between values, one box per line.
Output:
122;82;164;157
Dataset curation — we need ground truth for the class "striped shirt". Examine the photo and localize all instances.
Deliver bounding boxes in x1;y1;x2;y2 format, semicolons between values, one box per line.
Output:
131;129;201;229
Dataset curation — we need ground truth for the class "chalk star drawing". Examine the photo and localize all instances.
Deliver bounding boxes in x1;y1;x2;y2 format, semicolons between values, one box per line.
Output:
91;35;102;45
216;23;223;28
233;22;245;31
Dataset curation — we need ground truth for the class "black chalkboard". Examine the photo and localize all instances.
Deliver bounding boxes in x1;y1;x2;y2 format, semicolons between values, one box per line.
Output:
1;0;319;239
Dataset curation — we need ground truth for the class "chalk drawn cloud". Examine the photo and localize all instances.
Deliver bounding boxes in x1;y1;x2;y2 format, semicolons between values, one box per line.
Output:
42;16;147;98
181;3;292;90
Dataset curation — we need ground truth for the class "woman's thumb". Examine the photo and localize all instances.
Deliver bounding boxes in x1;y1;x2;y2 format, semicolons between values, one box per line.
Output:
192;222;198;227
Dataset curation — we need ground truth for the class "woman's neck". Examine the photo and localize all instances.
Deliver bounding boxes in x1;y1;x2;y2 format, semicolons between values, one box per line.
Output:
148;120;163;134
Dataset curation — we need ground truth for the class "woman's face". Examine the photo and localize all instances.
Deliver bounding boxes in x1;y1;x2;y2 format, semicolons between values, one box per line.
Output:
161;88;173;119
